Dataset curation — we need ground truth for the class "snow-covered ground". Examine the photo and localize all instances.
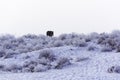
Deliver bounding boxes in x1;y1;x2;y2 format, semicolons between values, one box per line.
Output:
0;46;120;80
1;32;120;80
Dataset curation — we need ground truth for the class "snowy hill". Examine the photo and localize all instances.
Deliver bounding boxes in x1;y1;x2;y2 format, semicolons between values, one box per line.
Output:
0;46;120;80
1;31;120;80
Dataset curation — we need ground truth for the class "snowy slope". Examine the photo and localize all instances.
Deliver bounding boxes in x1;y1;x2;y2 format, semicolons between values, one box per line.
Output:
0;46;120;80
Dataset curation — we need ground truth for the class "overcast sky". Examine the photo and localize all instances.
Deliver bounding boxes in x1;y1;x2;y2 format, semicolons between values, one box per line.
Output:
0;0;120;36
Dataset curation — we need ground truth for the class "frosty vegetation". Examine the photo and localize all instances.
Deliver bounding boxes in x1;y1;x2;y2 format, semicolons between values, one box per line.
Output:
0;30;120;73
0;49;71;73
107;66;120;73
0;32;117;57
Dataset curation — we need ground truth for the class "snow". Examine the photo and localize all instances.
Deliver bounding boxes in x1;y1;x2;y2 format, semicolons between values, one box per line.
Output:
1;32;120;80
0;46;120;80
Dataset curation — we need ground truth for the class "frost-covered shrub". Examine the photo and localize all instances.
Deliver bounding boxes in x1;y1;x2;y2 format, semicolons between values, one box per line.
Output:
4;50;19;58
89;32;100;39
69;33;79;39
85;37;91;42
96;32;120;52
39;49;56;61
34;64;48;72
97;37;106;44
73;57;90;62
58;33;78;40
22;60;38;72
23;34;37;39
22;61;37;72
53;40;64;47
97;33;109;44
38;58;49;65
3;64;22;73
0;64;4;70
101;46;113;52
0;50;6;57
54;57;71;69
22;67;32;72
58;34;72;40
87;45;98;51
17;48;28;53
100;38;117;50
107;66;120;73
23;60;37;68
72;39;87;47
16;38;25;44
116;46;120;52
58;34;67;40
0;35;15;41
33;44;43;50
110;30;120;38
63;39;73;46
3;43;12;49
107;66;114;73
84;33;99;42
28;64;35;72
107;39;116;47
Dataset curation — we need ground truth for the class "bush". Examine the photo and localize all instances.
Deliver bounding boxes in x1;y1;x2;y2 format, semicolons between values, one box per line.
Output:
23;34;37;39
97;33;109;44
116;46;120;52
58;34;69;40
107;66;120;73
34;64;48;72
22;60;38;72
72;39;87;47
37;58;50;65
23;60;37;68
22;68;32;72
4;50;19;58
38;49;56;61
101;46;112;52
53;40;64;47
54;57;71;69
0;64;4;70
107;66;114;73
111;30;120;38
0;50;5;58
97;37;106;44
107;39;116;47
73;57;90;62
3;64;22;73
89;32;100;39
87;46;98;51
64;39;73;46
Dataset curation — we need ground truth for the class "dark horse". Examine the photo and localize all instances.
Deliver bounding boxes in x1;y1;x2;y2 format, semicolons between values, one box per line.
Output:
46;31;54;37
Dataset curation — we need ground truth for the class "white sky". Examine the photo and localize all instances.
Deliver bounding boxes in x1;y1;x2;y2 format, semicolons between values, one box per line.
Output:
0;0;120;36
